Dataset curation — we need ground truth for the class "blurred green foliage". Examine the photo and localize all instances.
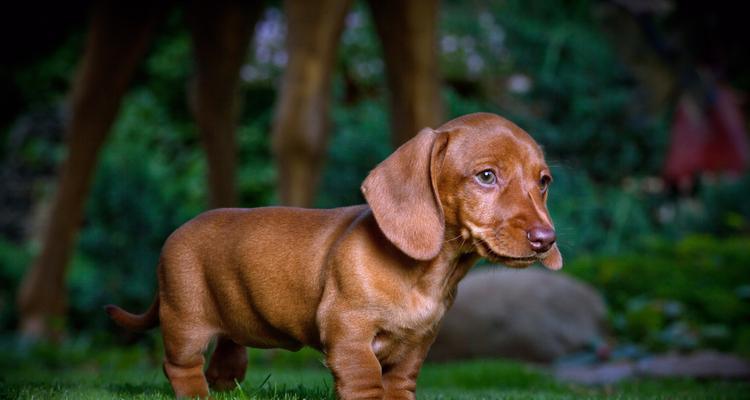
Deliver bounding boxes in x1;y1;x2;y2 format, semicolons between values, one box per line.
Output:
0;0;748;361
442;0;669;184
568;235;750;356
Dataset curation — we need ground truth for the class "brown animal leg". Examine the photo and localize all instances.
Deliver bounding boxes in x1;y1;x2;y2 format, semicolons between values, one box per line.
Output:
162;326;214;399
322;315;383;399
205;336;248;391
186;0;263;208
272;0;352;206
381;341;433;400
368;0;443;146
16;1;165;339
327;341;384;399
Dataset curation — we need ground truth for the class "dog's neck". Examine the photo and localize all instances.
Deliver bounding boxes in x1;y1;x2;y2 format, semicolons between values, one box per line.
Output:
413;226;479;306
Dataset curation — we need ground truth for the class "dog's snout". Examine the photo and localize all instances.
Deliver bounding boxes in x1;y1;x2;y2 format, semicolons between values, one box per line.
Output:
527;227;556;253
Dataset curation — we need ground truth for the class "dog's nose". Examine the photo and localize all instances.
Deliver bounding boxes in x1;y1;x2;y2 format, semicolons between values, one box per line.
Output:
527;227;556;253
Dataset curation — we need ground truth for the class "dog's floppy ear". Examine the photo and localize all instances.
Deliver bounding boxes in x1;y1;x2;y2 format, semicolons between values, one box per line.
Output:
361;128;446;260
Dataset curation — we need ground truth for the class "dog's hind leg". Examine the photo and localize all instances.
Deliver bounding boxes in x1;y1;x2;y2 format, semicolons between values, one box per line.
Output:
162;325;214;398
205;336;248;391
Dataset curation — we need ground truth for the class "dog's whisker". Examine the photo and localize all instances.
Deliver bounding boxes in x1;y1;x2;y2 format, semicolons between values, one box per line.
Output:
443;234;464;244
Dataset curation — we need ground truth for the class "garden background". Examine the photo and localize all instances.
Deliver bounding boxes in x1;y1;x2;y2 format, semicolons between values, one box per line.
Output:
1;0;749;398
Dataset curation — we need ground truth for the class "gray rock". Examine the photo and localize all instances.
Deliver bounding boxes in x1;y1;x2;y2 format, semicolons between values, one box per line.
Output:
636;351;750;379
429;267;607;363
555;351;750;385
555;362;635;385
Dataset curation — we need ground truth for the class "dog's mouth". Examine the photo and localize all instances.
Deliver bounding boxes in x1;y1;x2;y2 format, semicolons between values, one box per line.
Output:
474;238;538;268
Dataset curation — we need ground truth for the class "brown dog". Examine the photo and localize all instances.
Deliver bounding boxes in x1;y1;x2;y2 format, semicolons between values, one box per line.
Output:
106;112;562;399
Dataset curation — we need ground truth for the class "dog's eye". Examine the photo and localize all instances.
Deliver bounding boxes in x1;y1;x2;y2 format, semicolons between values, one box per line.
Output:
475;170;497;186
539;175;551;193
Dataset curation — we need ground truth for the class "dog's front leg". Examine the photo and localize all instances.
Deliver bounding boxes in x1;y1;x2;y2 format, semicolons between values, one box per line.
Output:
324;318;383;399
381;340;432;400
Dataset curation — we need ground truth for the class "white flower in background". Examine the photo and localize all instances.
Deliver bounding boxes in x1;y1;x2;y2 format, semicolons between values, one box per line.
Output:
440;10;506;79
242;8;287;83
479;11;506;57
342;9;367;46
441;35;458;54
467;53;484;75
507;73;533;94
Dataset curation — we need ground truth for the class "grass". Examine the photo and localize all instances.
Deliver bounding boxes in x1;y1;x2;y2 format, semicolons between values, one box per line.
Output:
1;338;748;400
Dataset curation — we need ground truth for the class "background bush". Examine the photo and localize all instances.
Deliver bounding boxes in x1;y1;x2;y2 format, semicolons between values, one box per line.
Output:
567;234;750;357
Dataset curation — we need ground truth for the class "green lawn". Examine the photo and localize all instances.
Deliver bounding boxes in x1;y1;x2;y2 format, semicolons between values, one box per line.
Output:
1;342;748;400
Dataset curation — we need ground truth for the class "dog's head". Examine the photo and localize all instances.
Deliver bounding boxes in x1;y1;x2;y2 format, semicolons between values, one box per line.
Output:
361;112;562;270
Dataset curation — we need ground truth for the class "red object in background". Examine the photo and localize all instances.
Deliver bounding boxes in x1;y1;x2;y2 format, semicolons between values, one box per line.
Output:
663;85;750;186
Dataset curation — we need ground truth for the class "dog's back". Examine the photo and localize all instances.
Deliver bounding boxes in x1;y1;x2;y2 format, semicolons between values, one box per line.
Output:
158;205;368;349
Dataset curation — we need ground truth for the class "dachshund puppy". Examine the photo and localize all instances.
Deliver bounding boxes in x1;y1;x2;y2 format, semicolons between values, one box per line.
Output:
106;112;562;399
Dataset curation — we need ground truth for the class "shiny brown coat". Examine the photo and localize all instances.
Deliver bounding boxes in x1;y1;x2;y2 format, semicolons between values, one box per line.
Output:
106;112;563;399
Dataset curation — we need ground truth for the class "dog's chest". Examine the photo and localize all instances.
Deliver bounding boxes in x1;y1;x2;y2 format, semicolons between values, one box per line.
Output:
372;293;447;363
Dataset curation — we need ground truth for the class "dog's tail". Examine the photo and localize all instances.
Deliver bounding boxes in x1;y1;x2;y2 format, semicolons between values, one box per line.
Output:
105;295;160;332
